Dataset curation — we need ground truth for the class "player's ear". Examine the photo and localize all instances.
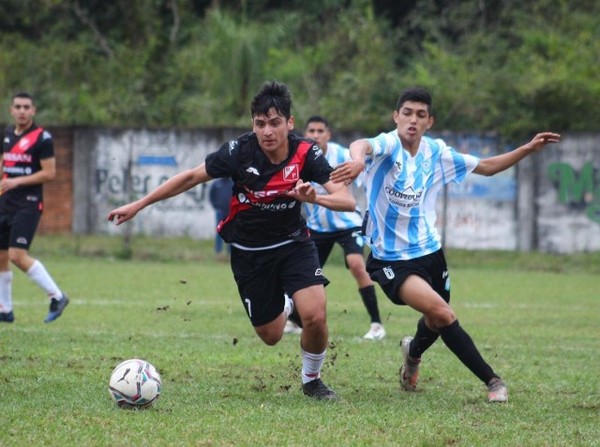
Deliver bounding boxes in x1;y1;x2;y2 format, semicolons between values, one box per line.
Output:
288;116;295;131
427;116;434;130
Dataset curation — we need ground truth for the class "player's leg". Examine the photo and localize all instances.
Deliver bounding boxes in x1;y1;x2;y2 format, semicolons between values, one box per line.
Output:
283;241;337;400
339;230;385;339
399;274;506;401
10;211;69;322
231;247;289;345
0;249;14;322
0;216;15;321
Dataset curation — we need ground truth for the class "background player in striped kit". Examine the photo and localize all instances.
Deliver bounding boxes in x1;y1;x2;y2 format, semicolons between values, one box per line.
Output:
0;92;69;323
331;87;560;402
288;115;385;340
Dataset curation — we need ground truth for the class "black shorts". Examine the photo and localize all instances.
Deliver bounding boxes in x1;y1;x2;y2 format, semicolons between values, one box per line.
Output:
230;240;329;327
0;209;42;250
366;249;450;305
310;227;365;267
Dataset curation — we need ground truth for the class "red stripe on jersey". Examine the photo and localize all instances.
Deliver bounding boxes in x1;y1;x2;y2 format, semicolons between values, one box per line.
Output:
3;127;44;168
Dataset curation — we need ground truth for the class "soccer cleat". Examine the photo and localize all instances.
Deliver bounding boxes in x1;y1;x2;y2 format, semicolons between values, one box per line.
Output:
44;294;69;323
399;336;420;391
487;377;508;403
363;322;386;340
302;378;338;400
0;311;15;323
284;319;303;335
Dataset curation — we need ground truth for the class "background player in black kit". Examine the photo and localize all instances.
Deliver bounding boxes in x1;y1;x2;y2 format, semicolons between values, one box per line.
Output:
0;92;69;323
108;81;355;400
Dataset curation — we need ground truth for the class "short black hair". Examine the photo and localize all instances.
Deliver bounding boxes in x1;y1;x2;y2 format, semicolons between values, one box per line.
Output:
12;92;34;103
305;115;330;129
396;87;432;115
251;81;292;120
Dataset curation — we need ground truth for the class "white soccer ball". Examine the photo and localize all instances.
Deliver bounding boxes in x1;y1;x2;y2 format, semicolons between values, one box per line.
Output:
108;359;162;409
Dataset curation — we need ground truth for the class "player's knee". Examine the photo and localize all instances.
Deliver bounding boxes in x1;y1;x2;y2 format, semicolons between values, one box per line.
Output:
300;310;326;330
427;304;456;329
257;330;283;346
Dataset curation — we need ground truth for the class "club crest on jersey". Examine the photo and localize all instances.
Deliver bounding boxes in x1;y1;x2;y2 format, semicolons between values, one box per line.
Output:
18;137;33;151
283;164;299;182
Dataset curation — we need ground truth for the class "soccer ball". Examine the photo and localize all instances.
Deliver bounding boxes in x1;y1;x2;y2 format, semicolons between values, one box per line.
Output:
108;359;162;409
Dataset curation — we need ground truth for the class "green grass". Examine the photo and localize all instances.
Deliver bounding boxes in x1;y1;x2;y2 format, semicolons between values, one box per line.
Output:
0;236;599;446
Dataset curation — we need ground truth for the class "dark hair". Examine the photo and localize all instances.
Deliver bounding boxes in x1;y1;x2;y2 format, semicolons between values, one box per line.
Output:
12;92;34;103
305;115;330;129
395;87;432;115
251;81;292;120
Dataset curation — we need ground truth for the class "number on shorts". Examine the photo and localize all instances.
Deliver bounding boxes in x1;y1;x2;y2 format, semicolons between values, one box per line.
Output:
244;298;252;317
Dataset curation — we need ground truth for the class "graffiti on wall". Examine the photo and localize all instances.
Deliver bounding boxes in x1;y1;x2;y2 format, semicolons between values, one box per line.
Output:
547;161;600;224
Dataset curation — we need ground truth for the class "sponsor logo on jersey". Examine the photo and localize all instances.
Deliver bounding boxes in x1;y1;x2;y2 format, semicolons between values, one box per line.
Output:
237;192;296;211
311;145;323;158
3;153;32;163
245;167;259;176
314;268;323;276
385;186;422;208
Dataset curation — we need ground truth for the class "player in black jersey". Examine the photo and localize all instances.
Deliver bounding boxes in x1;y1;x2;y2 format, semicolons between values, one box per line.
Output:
108;81;355;400
0;92;69;323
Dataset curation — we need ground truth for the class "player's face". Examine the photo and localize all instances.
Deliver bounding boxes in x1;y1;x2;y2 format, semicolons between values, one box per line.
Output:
393;101;433;151
10;97;36;130
304;122;331;151
253;108;294;161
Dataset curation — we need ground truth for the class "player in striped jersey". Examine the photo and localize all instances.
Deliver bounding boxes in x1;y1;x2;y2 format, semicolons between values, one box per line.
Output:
294;116;385;340
331;87;560;402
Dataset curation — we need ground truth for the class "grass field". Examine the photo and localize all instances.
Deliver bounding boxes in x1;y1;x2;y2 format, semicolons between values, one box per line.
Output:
0;236;599;446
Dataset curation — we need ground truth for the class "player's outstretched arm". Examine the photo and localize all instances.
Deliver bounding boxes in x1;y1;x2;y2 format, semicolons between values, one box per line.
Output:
474;132;561;176
287;179;356;211
317;181;356;211
108;163;212;225
330;139;371;184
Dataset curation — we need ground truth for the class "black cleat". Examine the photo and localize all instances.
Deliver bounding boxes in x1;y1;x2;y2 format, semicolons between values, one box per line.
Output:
302;378;338;400
0;311;15;323
44;295;69;323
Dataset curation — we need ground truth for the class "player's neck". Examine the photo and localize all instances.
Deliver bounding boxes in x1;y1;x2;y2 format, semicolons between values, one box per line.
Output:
401;138;421;157
14;121;33;136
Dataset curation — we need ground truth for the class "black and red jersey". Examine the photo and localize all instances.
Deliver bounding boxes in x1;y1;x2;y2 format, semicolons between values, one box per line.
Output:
205;132;333;248
0;123;54;212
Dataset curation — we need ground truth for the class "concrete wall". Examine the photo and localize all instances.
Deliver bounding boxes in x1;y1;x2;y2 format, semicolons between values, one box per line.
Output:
39;127;600;253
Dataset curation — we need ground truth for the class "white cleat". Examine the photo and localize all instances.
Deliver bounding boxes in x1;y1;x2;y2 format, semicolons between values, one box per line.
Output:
363;322;386;340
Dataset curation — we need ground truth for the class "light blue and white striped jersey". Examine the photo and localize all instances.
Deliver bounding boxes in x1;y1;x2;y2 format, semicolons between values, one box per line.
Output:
303;141;364;232
363;132;479;260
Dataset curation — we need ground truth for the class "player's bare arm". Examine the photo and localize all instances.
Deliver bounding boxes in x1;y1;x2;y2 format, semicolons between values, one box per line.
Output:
330;139;371;184
316;181;355;211
287;179;355;211
0;157;56;194
108;163;212;225
474;132;561;176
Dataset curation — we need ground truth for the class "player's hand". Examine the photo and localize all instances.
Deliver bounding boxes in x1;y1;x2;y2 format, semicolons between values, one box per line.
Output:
330;160;365;185
107;202;141;225
0;178;18;194
287;179;317;203
525;132;561;152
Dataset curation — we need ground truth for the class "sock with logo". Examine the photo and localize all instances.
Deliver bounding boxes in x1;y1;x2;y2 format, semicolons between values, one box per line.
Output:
301;349;326;384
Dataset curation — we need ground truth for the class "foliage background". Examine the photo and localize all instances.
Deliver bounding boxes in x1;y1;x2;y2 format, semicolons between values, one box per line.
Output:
0;0;599;139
